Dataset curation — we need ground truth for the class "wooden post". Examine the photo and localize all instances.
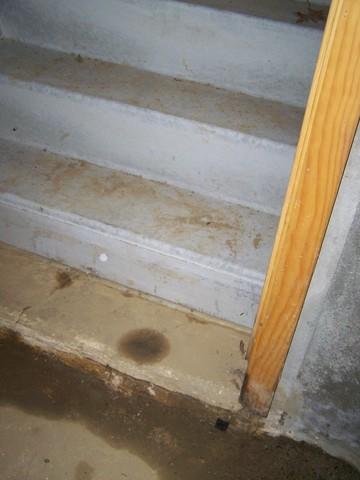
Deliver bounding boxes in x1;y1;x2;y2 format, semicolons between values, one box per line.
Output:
241;0;360;416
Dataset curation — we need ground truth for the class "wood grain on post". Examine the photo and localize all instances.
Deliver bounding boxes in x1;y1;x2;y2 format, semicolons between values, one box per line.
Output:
241;0;360;416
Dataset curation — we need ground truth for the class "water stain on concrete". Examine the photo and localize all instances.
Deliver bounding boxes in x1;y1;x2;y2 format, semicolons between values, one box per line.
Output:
55;270;73;290
118;328;170;364
0;328;359;480
75;461;95;480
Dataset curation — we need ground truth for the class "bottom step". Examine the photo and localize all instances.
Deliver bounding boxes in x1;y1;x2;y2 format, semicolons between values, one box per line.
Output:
0;243;249;411
0;139;278;327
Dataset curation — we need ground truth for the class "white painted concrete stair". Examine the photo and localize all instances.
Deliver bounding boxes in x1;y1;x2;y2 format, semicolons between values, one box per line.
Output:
0;39;302;214
0;0;324;328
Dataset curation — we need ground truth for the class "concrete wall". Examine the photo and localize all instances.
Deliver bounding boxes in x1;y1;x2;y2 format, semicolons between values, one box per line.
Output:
267;125;360;469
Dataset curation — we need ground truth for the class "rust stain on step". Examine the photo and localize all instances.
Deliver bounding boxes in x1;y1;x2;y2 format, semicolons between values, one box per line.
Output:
89;174;127;196
252;233;263;249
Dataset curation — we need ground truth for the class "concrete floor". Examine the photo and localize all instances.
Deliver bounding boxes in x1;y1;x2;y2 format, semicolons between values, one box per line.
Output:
0;245;359;479
1;328;359;480
0;405;157;480
0;244;359;478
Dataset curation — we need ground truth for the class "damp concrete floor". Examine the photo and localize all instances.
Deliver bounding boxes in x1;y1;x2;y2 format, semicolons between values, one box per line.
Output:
1;328;360;480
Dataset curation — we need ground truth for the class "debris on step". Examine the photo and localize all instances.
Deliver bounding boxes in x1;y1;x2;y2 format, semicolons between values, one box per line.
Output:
295;1;328;23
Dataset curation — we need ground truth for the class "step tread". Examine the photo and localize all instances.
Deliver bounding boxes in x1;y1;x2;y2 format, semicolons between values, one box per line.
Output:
0;39;303;146
0;139;278;278
0;242;249;411
180;0;327;27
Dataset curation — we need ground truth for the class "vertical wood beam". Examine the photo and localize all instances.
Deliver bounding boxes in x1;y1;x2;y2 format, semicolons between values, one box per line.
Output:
241;0;360;416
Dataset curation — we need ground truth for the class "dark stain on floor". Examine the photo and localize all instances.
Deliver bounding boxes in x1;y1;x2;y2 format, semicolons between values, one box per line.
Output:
55;270;73;290
75;460;95;480
0;328;359;480
118;328;170;364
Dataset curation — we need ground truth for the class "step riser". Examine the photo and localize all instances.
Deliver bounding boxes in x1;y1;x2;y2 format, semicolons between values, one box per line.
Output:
299;0;330;4
0;0;322;107
0;198;260;327
0;81;293;214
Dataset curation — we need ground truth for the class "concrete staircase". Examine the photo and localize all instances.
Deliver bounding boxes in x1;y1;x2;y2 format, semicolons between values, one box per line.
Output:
0;0;324;328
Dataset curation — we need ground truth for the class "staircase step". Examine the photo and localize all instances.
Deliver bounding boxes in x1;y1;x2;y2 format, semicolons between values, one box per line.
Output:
0;39;303;146
0;0;323;107
0;39;301;214
0;139;278;327
181;0;328;22
0;242;249;411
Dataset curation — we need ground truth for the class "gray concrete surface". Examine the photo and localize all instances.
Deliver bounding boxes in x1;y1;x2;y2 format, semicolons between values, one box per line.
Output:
1;0;358;472
1;327;358;480
0;242;249;410
0;0;322;329
0;39;298;215
267;127;360;470
0;139;277;327
0;0;323;107
0;406;158;480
